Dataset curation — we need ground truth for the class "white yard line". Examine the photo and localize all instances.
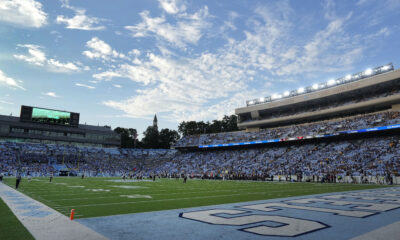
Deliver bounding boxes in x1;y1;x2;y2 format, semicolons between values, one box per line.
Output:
46;188;286;202
35;184;326;198
61;191;276;208
0;182;107;240
58;187;391;208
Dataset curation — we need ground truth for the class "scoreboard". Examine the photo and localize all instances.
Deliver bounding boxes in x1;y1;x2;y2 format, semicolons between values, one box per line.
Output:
20;106;80;127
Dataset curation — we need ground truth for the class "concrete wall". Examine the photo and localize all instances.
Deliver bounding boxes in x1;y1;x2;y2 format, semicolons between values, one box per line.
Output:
271;175;400;185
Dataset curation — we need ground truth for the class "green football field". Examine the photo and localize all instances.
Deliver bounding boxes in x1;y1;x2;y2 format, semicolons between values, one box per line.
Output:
1;177;390;219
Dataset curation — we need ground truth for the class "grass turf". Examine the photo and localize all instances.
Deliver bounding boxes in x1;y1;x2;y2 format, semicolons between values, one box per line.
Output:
0;197;34;240
2;177;390;219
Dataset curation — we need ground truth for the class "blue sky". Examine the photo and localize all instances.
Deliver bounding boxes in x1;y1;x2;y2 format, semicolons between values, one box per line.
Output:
0;0;399;138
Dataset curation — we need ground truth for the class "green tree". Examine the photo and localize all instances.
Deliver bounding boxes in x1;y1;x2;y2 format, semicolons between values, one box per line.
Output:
178;121;199;136
222;115;239;132
113;127;138;148
159;128;180;148
128;128;138;148
142;126;160;148
178;115;238;136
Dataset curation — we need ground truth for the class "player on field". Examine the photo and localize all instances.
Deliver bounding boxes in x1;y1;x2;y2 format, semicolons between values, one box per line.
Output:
16;174;21;189
183;174;187;183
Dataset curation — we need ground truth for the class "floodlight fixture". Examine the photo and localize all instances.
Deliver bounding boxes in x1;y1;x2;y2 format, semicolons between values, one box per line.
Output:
364;68;373;76
381;65;390;71
327;79;336;86
244;63;394;107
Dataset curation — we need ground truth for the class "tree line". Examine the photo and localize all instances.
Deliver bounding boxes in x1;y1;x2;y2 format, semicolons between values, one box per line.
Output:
178;115;238;136
114;114;238;149
113;126;180;149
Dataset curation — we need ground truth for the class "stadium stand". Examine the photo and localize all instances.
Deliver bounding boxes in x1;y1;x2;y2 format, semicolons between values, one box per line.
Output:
168;64;400;183
0;142;176;177
236;64;399;129
174;110;400;147
0;64;399;184
1;133;398;184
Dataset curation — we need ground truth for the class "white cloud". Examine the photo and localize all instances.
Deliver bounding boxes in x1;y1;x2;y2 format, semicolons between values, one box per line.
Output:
0;69;25;90
219;11;239;33
323;0;336;20
99;50;251;120
42;92;60;98
276;13;360;75
0;0;47;28
14;44;86;73
100;1;392;123
0;99;14;105
47;59;80;72
82;37;126;60
158;0;186;14
75;83;95;89
93;71;122;81
14;44;46;66
113;84;122;88
125;6;211;48
128;49;141;56
56;0;105;30
170;91;254;122
356;0;368;6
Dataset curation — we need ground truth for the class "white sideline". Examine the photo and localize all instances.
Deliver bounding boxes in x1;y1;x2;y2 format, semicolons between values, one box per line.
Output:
0;182;107;240
350;221;400;240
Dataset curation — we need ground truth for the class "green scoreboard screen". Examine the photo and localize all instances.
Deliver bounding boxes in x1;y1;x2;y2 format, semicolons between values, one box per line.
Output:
20;106;80;126
31;107;71;125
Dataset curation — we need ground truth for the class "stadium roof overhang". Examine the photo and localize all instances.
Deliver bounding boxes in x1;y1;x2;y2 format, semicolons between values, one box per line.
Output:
238;93;400;129
236;69;400;115
235;69;400;129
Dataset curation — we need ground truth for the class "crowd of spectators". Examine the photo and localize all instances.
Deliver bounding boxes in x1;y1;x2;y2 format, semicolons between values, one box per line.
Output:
1;134;398;183
1;111;399;184
175;111;400;147
0;142;175;177
150;136;399;182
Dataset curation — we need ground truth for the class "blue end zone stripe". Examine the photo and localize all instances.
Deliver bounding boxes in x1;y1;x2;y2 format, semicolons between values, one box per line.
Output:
198;124;400;148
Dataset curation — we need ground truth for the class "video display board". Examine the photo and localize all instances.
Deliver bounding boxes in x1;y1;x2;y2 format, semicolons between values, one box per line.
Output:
31;107;71;125
20;106;79;127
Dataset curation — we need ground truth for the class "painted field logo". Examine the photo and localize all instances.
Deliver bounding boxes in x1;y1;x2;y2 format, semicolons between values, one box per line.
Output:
179;188;400;237
180;209;328;237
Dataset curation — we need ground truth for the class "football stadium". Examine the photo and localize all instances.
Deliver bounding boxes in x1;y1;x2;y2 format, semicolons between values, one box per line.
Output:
1;63;400;240
1;1;400;240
